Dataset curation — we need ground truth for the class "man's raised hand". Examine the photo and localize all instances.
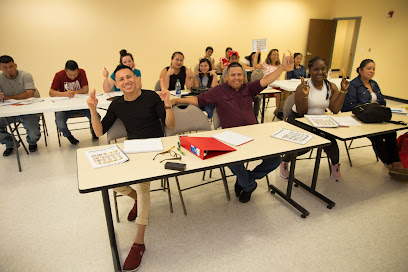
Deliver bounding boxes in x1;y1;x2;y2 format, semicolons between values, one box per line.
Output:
158;78;171;105
87;89;99;110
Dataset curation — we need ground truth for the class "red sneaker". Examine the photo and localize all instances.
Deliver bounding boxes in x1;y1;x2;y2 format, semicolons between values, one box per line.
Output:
127;200;137;221
123;243;145;271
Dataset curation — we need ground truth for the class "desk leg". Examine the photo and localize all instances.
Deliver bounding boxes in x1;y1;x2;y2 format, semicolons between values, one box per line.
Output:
101;189;121;272
261;94;266;123
269;152;310;218
293;148;336;209
220;167;231;201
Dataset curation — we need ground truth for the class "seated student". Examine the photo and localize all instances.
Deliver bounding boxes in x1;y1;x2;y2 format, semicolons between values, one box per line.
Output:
103;49;142;93
194;59;218;118
342;59;408;180
50;60;97;145
286;53;306;79
0;55;41;156
222;51;261;120
242;52;261;70
172;53;294;203
280;56;349;182
254;49;289;120
199;46;215;68
87;65;175;271
219;47;232;71
159;51;194;90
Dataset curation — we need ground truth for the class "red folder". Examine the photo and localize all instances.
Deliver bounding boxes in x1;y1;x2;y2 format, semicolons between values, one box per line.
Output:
180;136;236;160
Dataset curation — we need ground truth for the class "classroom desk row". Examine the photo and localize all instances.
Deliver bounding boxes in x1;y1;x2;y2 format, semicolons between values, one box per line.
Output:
77;110;408;271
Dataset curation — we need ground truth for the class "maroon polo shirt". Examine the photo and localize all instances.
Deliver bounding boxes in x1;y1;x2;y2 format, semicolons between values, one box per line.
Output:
197;80;265;129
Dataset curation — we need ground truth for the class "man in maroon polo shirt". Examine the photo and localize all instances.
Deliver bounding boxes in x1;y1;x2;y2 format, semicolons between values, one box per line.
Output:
172;54;294;203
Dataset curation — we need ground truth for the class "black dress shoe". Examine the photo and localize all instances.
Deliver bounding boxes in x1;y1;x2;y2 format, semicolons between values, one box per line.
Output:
29;144;38;152
239;183;258;203
234;181;243;197
67;135;79;145
3;147;15;157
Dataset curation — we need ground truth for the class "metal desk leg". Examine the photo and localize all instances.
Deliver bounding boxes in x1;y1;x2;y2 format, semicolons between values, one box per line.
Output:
293;148;336;209
220;167;231;201
261;93;266;123
269;152;310;218
101;189;121;272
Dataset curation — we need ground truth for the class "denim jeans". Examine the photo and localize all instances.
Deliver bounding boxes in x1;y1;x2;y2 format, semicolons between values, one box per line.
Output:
0;114;41;148
55;109;93;137
228;156;281;192
200;104;215;118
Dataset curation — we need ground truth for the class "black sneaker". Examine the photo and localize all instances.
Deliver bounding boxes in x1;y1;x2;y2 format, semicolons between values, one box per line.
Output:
234;180;243;197
67;135;79;145
239;183;258;203
29;144;38;152
3;147;15;157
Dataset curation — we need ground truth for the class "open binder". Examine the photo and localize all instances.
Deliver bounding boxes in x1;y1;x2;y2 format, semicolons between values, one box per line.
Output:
180;136;236;160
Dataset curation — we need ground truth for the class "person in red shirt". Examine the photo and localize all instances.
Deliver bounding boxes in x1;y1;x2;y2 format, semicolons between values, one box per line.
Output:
50;60;98;145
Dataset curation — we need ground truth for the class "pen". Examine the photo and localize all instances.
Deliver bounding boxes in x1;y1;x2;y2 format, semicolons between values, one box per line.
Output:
167;146;175;152
177;143;185;156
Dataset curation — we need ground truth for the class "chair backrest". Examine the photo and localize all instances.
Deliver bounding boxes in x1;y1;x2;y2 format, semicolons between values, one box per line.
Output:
154;80;161;92
283;94;295;121
250;69;264;82
107;118;127;143
213;108;222;130
164;104;211;136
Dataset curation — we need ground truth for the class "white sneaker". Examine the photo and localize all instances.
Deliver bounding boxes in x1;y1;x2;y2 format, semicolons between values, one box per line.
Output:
280;162;289;179
330;163;341;181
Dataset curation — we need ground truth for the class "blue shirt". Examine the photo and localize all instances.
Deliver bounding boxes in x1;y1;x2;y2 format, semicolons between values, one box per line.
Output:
110;69;141;92
341;76;385;112
286;65;306;79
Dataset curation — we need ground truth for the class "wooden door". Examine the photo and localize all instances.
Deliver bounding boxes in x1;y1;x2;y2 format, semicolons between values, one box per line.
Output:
305;19;336;68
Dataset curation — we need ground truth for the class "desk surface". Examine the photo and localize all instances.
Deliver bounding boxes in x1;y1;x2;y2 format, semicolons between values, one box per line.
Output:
296;112;408;140
77;121;330;193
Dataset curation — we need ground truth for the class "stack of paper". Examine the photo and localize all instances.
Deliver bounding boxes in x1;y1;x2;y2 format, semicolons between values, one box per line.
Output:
86;145;129;168
124;138;164;154
271;128;313;145
305;115;361;127
212;130;253;146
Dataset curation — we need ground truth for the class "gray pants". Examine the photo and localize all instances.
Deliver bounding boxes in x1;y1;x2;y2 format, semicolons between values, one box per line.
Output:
0;114;41;148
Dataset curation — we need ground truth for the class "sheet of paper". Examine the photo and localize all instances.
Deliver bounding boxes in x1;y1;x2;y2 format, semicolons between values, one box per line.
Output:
271;128;313;145
212;130;253;146
124;138;164;154
252;39;268;52
331;116;361;126
50;97;70;102
85;145;129;169
390;107;407;114
169;90;189;96
305;115;339;128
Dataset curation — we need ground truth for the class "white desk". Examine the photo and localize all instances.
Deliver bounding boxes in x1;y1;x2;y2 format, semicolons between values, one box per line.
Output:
77;121;331;271
272;78;343;92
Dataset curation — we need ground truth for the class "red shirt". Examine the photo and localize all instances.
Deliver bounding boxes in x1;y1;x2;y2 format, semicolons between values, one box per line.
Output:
220;57;230;67
51;69;88;92
197;80;265;129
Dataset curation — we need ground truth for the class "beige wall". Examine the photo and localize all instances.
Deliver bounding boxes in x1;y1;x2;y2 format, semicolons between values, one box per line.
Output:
0;0;333;97
332;0;408;99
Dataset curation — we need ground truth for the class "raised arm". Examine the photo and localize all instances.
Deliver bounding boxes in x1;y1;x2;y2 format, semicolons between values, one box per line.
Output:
103;67;115;93
210;71;218;87
260;52;294;87
294;77;310;116
172;96;199;106
185;67;195;90
158;78;175;129
86;89;103;137
253;50;263;70
160;67;173;90
328;78;349;114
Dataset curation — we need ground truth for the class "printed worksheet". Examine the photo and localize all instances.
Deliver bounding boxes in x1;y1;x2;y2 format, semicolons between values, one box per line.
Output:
85;145;129;168
252;39;268;52
271;128;313;145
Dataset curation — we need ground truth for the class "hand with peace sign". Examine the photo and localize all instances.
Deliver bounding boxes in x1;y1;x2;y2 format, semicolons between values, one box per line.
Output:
87;89;99;111
186;67;195;79
158;78;171;107
340;69;350;92
281;50;294;72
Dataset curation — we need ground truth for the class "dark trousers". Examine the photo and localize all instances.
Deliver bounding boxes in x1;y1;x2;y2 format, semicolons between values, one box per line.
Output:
369;132;400;165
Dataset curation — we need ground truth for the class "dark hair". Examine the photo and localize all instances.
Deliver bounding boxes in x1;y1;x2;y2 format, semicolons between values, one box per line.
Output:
171;51;184;59
113;64;133;78
65;60;78;71
119;49;134;64
245;52;261;67
294;53;303;58
308;56;327;69
356;59;375;74
0;55;14;64
265;49;280;66
198;59;213;88
205;46;214;52
225;47;232;53
226;62;244;74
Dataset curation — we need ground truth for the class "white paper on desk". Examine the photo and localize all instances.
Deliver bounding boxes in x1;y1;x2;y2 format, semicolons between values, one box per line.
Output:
331;116;361;126
271;128;313;145
169;90;189;96
390;107;407;114
85;145;129;169
305;115;339;128
124;138;164;154
0;100;16;106
252;39;268;52
212;130;253;146
50;97;70;102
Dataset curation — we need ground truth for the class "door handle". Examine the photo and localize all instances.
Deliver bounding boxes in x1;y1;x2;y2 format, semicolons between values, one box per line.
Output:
306;52;312;56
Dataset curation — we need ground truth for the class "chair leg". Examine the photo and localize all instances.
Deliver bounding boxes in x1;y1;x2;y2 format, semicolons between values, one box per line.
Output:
57;127;62;147
165;178;173;213
175;177;187;215
327;157;332;174
265;175;270;190
220;167;231;201
113;191;120;223
41;113;48;146
309;148;313;158
344;141;353;167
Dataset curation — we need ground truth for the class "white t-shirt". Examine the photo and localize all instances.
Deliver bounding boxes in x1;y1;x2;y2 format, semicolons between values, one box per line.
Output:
293;79;330;115
370;92;378;102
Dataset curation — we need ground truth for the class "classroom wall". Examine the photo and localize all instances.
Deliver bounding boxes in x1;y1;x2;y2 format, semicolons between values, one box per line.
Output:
332;0;408;99
0;0;333;97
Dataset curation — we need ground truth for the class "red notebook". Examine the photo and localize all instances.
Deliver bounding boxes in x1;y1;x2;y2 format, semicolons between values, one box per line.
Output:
180;136;236;160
